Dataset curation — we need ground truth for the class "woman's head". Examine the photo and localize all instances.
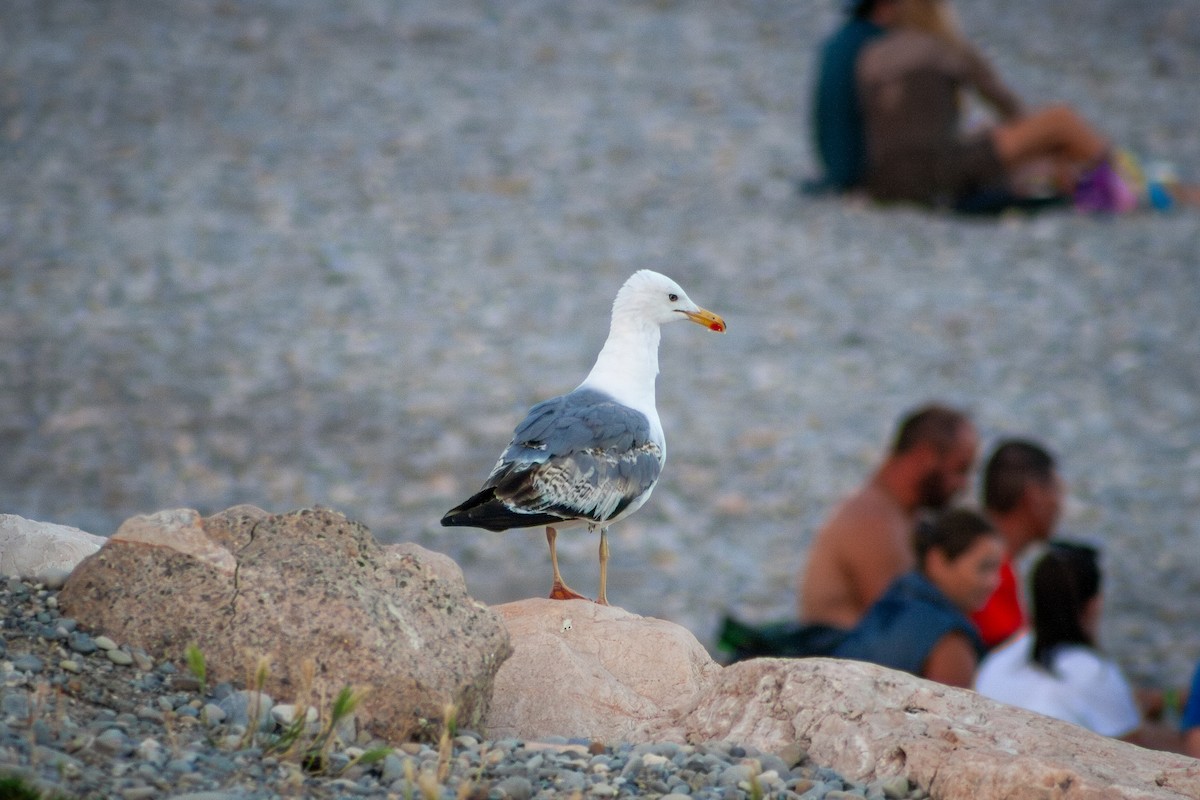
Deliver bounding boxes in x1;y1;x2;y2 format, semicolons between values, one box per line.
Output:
893;0;965;45
914;507;1004;614
1030;541;1102;672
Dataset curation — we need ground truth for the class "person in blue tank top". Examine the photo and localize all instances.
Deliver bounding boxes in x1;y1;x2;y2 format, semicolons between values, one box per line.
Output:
833;507;1003;687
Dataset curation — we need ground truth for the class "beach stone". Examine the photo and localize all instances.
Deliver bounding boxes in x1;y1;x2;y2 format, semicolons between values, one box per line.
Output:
484;598;720;742
384;542;466;587
0;515;107;588
59;506;512;742
645;657;1200;800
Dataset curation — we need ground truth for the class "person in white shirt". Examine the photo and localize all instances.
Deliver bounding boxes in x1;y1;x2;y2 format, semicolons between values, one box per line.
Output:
975;542;1180;750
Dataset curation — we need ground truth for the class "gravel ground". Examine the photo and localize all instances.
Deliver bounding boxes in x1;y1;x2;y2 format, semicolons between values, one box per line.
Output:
2;0;1200;697
3;577;921;799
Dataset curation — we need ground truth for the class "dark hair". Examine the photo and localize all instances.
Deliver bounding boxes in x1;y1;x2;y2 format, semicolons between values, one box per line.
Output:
891;404;971;456
846;0;886;19
983;439;1056;513
1029;541;1102;674
913;507;996;568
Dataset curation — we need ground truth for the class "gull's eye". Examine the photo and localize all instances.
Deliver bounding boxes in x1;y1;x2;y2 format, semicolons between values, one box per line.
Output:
668;293;679;302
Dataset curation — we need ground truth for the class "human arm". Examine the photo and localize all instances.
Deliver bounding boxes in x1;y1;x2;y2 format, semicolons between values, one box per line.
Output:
1121;723;1184;753
960;43;1024;121
923;631;978;688
1186;728;1200;759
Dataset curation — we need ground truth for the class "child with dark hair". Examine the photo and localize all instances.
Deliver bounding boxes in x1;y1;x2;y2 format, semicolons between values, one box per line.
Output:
975;542;1173;747
830;507;1002;687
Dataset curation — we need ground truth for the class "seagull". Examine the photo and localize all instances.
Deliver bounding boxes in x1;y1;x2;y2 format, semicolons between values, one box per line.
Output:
441;269;726;605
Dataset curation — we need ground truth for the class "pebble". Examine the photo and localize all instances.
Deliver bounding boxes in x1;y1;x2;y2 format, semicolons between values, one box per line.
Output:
107;649;135;666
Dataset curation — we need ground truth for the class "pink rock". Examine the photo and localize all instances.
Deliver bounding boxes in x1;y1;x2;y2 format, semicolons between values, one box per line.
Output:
60;506;511;742
485;598;721;742
0;514;107;588
647;657;1200;800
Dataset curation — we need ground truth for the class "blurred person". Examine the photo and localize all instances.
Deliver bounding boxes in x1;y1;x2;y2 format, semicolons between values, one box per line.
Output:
975;542;1184;751
830;507;1003;687
971;439;1063;649
797;403;978;628
809;0;899;192
855;0;1173;213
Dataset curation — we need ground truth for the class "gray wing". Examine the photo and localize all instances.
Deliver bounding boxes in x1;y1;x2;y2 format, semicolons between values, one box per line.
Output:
483;388;663;524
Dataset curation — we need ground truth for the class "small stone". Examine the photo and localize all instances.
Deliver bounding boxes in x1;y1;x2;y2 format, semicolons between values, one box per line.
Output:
881;776;913;799
94;635;118;651
93;727;133;756
271;703;318;728
790;778;816;794
217;690;274;731
60;659;82;673
11;653;44;673
492;776;533;800
135;738;165;760
718;763;755;788
107;649;135;666
776;742;808;768
68;632;98;654
202;704;227;726
131;649;154;671
32;719;56;746
2;692;31;718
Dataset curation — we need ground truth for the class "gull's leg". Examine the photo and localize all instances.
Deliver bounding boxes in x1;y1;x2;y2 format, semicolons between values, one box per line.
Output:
596;526;610;606
546;526;588;601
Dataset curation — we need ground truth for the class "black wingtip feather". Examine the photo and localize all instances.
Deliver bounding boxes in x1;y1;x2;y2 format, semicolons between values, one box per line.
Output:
441;488;563;532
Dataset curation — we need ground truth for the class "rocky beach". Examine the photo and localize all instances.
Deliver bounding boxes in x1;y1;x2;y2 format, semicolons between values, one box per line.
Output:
3;0;1200;707
4;575;923;799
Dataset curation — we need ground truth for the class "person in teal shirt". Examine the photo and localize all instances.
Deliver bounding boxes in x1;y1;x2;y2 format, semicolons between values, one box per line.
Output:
810;0;897;191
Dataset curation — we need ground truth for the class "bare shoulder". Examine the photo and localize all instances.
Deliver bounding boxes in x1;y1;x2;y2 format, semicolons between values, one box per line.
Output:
819;483;909;552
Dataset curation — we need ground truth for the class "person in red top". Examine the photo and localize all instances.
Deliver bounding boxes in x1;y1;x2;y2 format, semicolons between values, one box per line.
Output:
971;439;1063;649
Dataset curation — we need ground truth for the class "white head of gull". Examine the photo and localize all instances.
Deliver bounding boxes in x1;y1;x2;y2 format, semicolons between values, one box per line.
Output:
441;269;726;605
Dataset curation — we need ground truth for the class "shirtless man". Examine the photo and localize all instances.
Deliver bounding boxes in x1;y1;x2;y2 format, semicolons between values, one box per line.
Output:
797;404;979;628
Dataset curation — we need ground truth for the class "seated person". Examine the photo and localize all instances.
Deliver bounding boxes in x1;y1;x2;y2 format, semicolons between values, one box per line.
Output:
856;0;1118;212
798;403;977;629
975;542;1183;750
719;404;978;662
970;439;1063;649
830;507;1002;687
809;0;898;192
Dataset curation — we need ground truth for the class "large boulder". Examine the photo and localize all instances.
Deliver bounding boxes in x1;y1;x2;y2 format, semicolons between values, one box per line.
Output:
485;598;721;742
58;505;511;742
644;657;1200;800
0;514;107;588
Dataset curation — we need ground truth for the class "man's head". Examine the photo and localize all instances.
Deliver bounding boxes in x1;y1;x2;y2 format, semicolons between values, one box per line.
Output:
846;0;901;24
890;404;978;510
983;438;1063;545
